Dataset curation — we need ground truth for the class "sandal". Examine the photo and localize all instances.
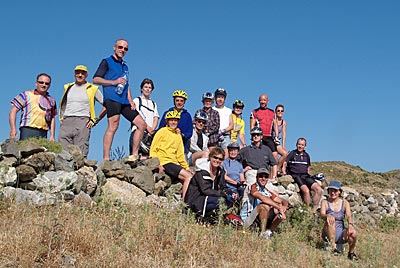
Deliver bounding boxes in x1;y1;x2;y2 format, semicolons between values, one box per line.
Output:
347;252;358;260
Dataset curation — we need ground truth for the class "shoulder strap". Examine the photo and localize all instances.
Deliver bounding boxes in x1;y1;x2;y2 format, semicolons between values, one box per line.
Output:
137;96;155;112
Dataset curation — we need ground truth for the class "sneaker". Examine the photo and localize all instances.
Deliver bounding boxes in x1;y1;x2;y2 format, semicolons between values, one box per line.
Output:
347;252;358;260
126;154;139;163
259;230;273;239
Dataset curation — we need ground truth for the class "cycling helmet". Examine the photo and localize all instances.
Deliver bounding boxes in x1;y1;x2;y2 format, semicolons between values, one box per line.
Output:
233;99;245;109
195;111;208;121
172;90;188;100
202;92;214;101
165;110;181;120
250;127;263;135
214;88;227;97
227;142;240;149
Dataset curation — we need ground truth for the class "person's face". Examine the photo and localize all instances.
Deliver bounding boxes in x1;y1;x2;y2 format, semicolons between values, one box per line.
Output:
174;97;185;110
167;118;179;128
251;133;262;144
74;70;88;85
113;40;129;59
195;119;206;131
275;107;284;118
228;148;239;159
215;95;225;106
259;95;269;108
256;173;269;187
296;140;306;152
328;188;340;199
203;98;213;109
141;83;153;98
210;154;224;168
35;75;51;94
234;106;243;115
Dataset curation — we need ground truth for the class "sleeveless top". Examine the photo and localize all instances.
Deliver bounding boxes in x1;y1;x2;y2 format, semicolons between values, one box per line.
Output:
327;200;345;231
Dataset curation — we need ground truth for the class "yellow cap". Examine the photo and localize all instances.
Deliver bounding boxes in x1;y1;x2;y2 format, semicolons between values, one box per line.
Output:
74;65;88;72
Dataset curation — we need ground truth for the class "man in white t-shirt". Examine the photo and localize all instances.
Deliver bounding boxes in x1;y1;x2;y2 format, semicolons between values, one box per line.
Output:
129;78;159;157
212;88;233;155
59;65;106;157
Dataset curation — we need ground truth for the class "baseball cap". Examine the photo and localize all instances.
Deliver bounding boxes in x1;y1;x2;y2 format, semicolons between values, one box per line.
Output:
327;180;342;190
74;65;88;72
257;168;270;176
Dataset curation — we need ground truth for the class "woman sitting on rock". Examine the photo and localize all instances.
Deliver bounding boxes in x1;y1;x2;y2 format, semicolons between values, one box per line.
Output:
320;181;358;260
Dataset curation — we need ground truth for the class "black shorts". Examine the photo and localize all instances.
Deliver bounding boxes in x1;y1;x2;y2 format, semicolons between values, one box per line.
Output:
291;173;316;189
104;100;139;122
262;136;277;152
163;163;184;178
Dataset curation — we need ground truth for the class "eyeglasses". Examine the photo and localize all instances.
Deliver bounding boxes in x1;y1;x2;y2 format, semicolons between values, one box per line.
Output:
212;156;224;161
276;110;284;112
117;45;129;51
37;81;50;86
257;174;269;178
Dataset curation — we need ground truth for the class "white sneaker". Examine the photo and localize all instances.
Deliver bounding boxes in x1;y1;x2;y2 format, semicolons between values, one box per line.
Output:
259;230;273;239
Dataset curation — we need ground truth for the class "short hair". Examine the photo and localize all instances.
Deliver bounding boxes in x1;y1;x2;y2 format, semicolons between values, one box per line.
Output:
140;78;154;91
36;73;51;83
297;137;307;145
275;104;284;111
115;38;128;45
209;147;225;159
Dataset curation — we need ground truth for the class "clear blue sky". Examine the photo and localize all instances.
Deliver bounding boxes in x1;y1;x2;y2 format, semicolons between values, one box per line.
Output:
1;1;399;172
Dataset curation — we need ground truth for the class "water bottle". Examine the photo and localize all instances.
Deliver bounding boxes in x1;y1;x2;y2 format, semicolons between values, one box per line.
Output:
115;71;128;95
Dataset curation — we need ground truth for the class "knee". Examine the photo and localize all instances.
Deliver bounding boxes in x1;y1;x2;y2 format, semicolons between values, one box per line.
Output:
107;122;119;132
134;117;146;130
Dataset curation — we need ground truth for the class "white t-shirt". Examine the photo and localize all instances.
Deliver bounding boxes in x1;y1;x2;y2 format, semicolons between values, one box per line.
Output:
132;96;159;129
64;84;103;117
213;106;232;131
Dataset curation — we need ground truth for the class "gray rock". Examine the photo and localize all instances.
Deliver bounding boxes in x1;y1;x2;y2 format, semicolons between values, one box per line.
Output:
72;191;95;208
57;190;75;201
1;156;18;167
0;165;17;186
33;171;78;194
102;177;146;206
84;159;98;167
100;160;127;179
0;187;58;206
367;196;376;204
154;180;168;196
125;166;155;194
54;150;74;172
165;182;182;198
288;192;303;207
23;152;55;173
19;141;46;158
1;138;19;158
93;169;106;198
64;145;85;170
75;166;97;196
140;158;160;172
277;175;294;188
16;164;37;182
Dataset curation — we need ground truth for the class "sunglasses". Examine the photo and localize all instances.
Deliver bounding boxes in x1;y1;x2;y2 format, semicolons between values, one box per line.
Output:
196;120;206;124
117;45;129;51
258;174;269;178
212;156;224;161
37;81;50;86
276;110;284;112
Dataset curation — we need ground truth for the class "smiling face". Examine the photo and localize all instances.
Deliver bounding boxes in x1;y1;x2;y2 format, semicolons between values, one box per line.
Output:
194;119;206;131
296;139;306;153
328;188;341;200
203;98;213;109
141;83;153;98
228;148;239;159
113;39;129;60
251;133;262;145
174;97;186;111
210;154;224;168
167;118;179;129
74;70;88;86
256;173;269;187
215;95;225;107
259;94;269;109
35;75;51;95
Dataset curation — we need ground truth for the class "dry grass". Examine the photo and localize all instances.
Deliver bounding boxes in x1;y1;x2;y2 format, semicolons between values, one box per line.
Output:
0;198;399;268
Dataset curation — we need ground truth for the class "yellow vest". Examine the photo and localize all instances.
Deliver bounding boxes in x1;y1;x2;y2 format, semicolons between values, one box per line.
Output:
59;82;99;120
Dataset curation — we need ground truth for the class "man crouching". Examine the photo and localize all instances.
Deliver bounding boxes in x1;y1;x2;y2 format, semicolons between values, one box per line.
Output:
240;168;288;238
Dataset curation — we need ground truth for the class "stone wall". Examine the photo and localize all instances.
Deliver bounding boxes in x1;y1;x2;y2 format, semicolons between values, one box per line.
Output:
0;139;398;226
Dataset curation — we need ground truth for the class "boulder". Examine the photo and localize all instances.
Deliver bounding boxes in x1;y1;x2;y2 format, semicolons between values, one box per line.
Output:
75;166;97;196
102;178;146;206
0;156;18;167
19;141;46;158
125;166;155;195
1;138;19;158
32;171;78;194
64;145;85;170
72;191;95;208
16;164;37;182
0;165;17;186
0;187;58;206
54;150;74;172
140;158;160;172
23;152;55;173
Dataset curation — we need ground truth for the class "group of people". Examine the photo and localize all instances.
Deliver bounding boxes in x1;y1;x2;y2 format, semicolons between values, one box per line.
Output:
8;38;357;260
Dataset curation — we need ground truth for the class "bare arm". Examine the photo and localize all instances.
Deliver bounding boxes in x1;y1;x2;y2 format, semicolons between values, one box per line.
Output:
282;120;287;148
49;117;55;141
93;76;121;86
239;133;246;147
9;105;19;138
224;114;233;132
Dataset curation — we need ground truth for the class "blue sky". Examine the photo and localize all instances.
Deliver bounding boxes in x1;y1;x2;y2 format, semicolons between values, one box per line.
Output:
1;1;399;172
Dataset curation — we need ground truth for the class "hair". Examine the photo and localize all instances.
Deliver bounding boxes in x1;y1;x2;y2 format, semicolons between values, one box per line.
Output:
209;147;225;159
275;104;284;111
297;137;307;146
115;38;128;45
140;78;154;91
36;73;51;83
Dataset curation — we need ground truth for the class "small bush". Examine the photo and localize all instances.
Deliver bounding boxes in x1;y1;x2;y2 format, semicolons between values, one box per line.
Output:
378;216;399;233
17;137;63;154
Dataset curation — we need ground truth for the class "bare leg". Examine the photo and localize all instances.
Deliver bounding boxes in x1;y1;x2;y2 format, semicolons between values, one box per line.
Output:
276;145;288;172
311;183;323;212
300;185;312;206
257;204;271;232
191;151;209;166
324;220;337;249
103;115;120;160
130;115;146;156
344;229;357;253
178;169;193;199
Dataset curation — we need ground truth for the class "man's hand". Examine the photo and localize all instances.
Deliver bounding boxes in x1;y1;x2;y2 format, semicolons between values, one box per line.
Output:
86;118;99;128
9;130;18;139
114;77;126;86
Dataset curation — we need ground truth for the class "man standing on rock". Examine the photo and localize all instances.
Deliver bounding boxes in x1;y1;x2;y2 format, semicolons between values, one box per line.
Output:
9;73;57;141
93;38;146;161
59;65;106;157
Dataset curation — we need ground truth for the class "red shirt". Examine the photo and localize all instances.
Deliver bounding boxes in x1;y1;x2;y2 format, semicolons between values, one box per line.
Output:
251;108;275;136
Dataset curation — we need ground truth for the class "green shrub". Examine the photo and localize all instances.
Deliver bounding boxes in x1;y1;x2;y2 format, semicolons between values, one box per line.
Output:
17;137;63;154
378;216;399;233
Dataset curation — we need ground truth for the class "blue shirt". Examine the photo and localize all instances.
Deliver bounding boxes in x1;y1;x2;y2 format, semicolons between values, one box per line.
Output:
223;158;244;190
